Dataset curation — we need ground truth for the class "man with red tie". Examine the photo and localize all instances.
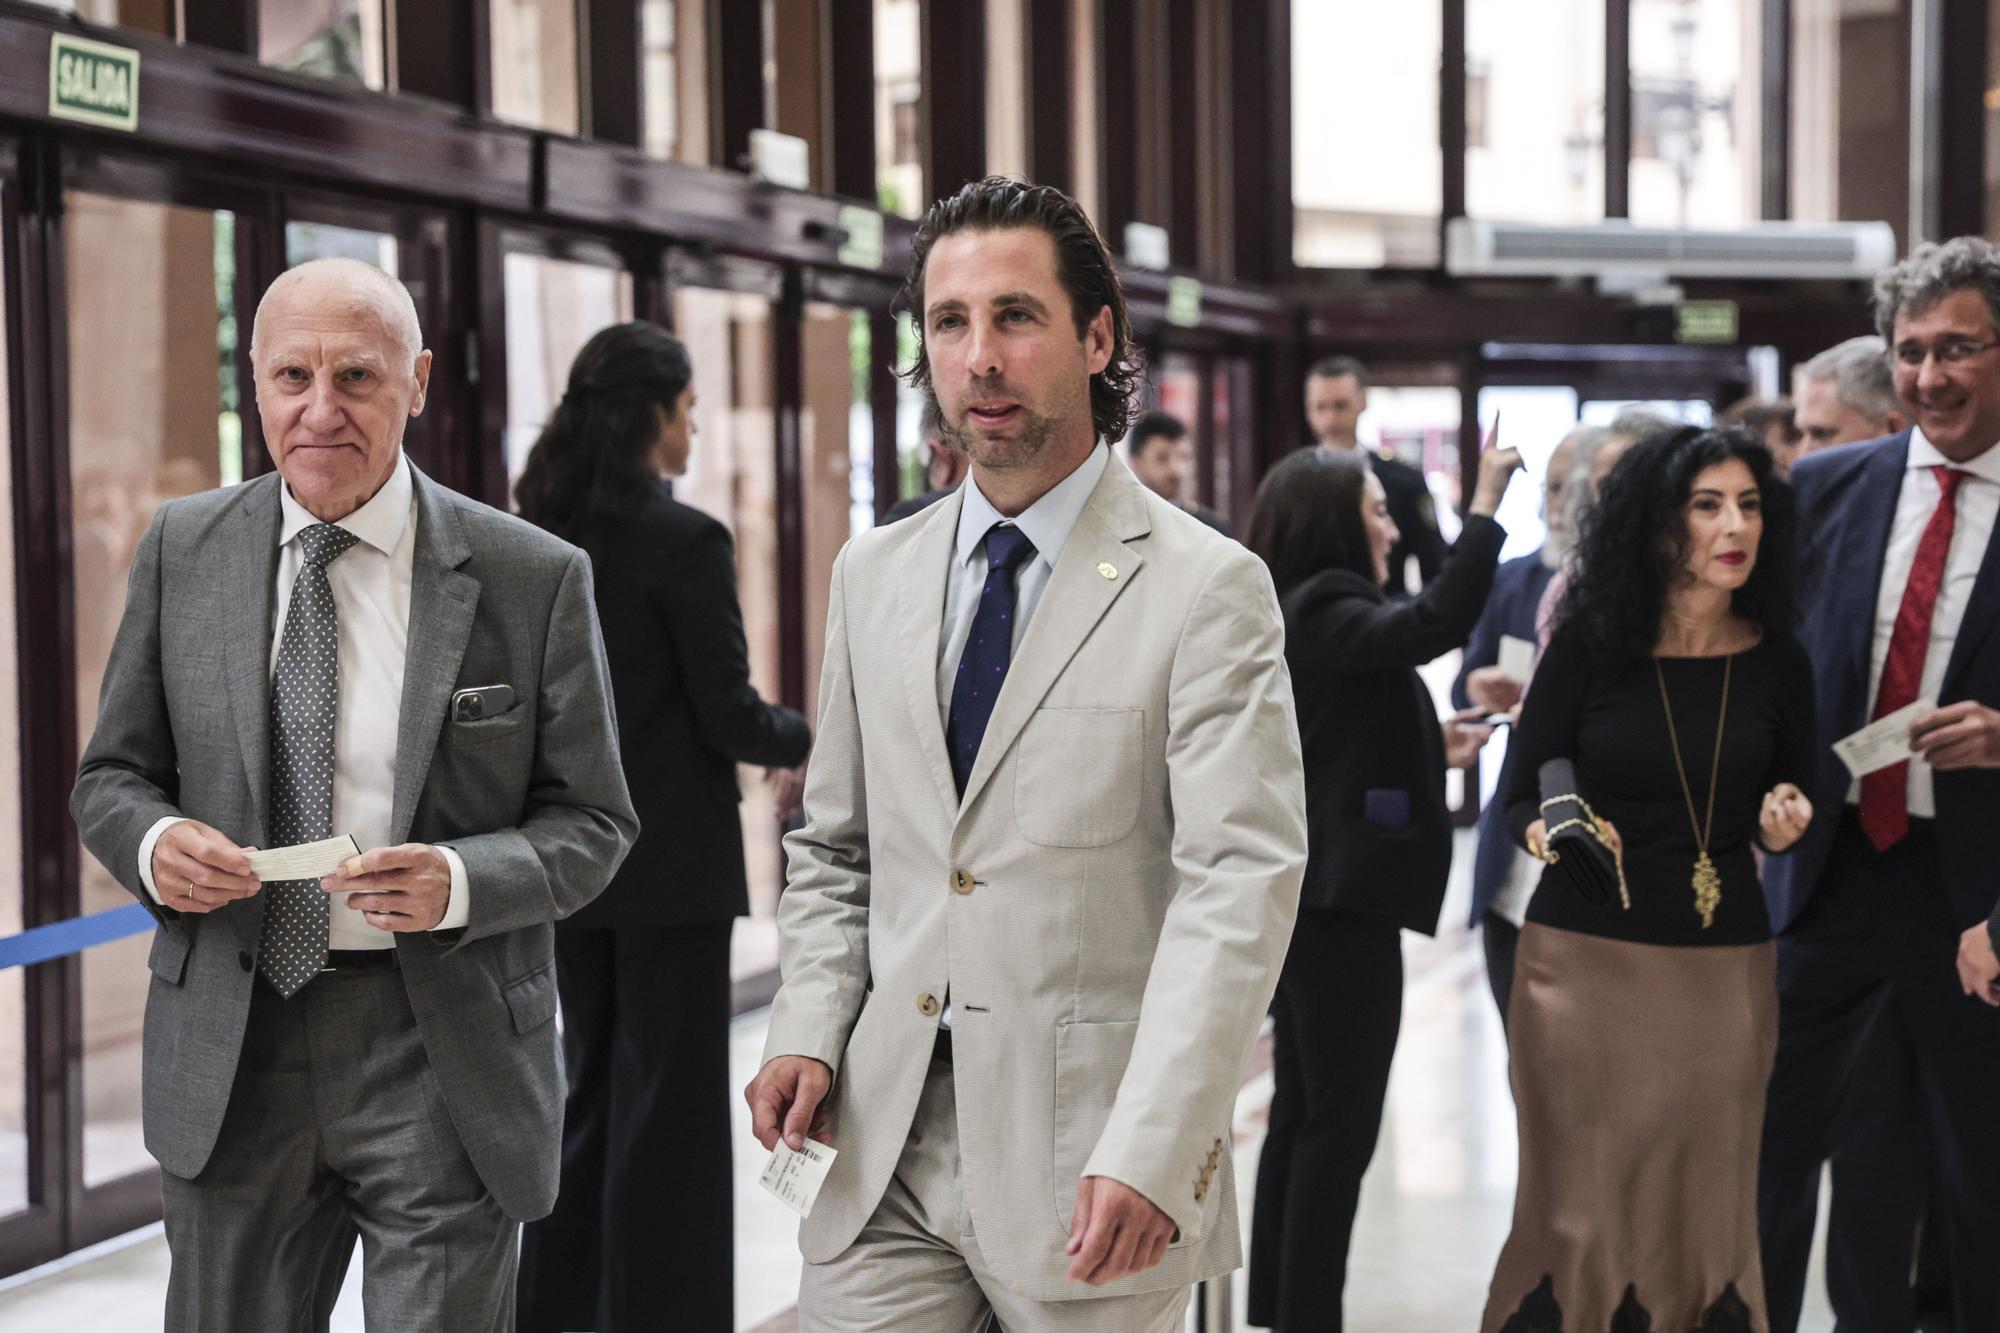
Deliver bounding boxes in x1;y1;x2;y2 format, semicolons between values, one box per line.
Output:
1759;237;2000;1333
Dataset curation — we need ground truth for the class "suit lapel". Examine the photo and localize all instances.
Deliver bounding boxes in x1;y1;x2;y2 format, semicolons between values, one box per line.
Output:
1943;498;2000;696
895;492;966;817
1830;437;1909;721
390;466;480;844
956;465;1150;814
223;477;283;838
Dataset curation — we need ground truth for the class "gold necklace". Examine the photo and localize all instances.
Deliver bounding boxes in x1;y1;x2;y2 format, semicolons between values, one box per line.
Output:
1654;654;1731;929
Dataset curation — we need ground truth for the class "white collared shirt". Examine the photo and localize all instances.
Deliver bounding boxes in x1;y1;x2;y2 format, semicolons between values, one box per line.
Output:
933;443;1111;731
138;453;469;947
1848;428;2000;815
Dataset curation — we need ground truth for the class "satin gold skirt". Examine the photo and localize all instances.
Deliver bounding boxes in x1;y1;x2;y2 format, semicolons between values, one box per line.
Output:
1480;922;1778;1333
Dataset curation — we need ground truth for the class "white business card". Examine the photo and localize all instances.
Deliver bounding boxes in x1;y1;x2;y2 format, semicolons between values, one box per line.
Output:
1833;698;1937;780
1497;634;1537;683
759;1138;837;1219
246;834;362;883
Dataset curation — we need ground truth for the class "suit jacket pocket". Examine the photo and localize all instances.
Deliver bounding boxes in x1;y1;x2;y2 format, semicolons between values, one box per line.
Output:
1053;1019;1145;1233
447;703;529;749
502;963;558;1033
1015;708;1144;848
148;929;190;986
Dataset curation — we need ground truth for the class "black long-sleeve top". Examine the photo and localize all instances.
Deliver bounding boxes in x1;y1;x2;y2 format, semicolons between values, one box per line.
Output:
1504;625;1817;946
1282;513;1505;930
564;485;812;929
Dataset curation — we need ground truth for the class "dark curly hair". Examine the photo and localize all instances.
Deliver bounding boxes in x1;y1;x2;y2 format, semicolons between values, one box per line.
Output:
1246;448;1375;596
1554;424;1797;663
513;320;692;564
899;175;1143;443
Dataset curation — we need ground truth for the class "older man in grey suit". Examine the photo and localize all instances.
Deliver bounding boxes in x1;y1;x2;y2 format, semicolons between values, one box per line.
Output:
746;178;1306;1330
70;258;636;1331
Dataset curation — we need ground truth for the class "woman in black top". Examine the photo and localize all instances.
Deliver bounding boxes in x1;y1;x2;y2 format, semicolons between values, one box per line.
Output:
1246;440;1522;1332
512;323;812;1333
1481;427;1816;1333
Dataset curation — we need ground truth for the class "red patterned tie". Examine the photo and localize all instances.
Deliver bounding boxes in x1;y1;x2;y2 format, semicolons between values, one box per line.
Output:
1859;466;1964;851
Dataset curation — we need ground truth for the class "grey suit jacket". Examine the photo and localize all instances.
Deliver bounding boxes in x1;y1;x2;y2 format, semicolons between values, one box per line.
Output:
70;463;638;1221
765;458;1307;1300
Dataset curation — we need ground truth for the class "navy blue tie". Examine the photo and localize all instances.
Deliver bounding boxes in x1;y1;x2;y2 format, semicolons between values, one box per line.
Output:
947;524;1039;796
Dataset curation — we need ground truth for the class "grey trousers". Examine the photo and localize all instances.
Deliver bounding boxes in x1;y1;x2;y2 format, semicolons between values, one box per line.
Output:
799;1059;1192;1333
161;968;515;1333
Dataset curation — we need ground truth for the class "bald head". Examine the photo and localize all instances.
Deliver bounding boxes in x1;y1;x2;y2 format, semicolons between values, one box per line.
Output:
253;258;432;523
252;258;423;363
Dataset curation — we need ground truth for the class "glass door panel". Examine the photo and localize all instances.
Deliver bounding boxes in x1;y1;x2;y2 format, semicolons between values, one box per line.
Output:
64;191;241;1189
671;286;783;985
501;252;635;495
800;304;877;725
0;183;24;1221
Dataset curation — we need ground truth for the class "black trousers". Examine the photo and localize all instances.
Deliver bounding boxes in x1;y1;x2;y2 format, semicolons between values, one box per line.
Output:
1759;816;2000;1333
1248;913;1403;1333
517;922;734;1333
1482;912;1520;1029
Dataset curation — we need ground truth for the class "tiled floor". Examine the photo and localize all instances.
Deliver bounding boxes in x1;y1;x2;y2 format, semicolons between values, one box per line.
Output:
0;839;1837;1331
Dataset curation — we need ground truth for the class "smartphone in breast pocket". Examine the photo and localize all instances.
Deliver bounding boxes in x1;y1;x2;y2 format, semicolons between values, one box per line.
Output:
451;684;515;722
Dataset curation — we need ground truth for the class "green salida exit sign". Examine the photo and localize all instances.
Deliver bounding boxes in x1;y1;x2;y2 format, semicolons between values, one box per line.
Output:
49;34;140;132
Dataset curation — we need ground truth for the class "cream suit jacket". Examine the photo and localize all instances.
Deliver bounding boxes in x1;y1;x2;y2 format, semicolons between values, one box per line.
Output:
764;456;1307;1302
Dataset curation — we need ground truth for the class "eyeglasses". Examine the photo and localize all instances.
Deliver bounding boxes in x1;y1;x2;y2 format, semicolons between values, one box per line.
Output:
1893;337;2000;367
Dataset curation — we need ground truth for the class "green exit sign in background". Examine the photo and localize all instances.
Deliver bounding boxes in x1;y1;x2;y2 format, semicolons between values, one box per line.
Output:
49;33;140;132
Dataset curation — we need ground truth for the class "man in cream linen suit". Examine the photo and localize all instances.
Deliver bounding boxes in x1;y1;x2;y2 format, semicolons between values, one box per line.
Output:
746;177;1307;1330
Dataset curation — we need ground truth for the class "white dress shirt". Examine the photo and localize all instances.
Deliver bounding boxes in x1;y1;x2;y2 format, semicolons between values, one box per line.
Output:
934;442;1111;728
138;454;470;947
1848;428;2000;816
933;443;1108;1026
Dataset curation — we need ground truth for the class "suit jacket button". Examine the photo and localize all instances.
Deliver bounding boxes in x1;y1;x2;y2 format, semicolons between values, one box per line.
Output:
918;992;941;1017
238;951;253;972
951;869;975;895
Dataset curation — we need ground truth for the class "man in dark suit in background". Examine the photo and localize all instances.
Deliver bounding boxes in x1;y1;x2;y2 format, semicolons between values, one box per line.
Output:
1126;410;1231;536
1759;237;2000;1333
1305;356;1444;597
884;399;970;522
1451;423;1601;1021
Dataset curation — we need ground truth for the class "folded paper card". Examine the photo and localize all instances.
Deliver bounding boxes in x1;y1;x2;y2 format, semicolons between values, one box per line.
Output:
760;1138;837;1219
245;835;362;883
1833;698;1937;780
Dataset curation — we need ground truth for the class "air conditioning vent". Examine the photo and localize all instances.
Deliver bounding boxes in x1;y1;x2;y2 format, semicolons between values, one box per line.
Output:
1447;219;1896;280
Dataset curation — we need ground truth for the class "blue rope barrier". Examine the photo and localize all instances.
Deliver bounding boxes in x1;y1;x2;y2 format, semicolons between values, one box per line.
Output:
0;904;154;970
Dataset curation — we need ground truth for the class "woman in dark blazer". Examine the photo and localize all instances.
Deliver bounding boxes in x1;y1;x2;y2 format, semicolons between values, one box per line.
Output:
512;322;811;1333
1245;440;1520;1332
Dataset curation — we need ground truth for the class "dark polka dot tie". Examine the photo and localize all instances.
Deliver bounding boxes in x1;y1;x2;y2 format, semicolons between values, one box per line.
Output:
256;523;359;997
946;523;1038;797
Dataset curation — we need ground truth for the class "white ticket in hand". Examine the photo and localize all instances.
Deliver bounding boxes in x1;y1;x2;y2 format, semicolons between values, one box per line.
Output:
759;1138;837;1219
1833;698;1937;780
1497;634;1537;683
245;835;362;883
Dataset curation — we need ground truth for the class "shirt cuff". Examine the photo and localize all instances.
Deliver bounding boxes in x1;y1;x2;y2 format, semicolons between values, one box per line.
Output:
137;816;191;906
432;845;471;932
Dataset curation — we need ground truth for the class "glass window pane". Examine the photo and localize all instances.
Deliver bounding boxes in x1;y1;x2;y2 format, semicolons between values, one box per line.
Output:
1145;352;1203;505
1466;0;1606;224
875;0;924;216
642;0;682;159
671;288;783;985
491;0;582;136
801;305;877;726
66;192;240;1188
285;220;399;274
1292;0;1442;267
259;0;386;90
1792;0;1909;244
502;253;634;492
0;187;24;1220
1628;0;1760;229
27;0;170;33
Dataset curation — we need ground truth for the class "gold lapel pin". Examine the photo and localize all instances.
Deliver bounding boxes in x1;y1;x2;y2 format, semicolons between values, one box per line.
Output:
1097;562;1118;580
